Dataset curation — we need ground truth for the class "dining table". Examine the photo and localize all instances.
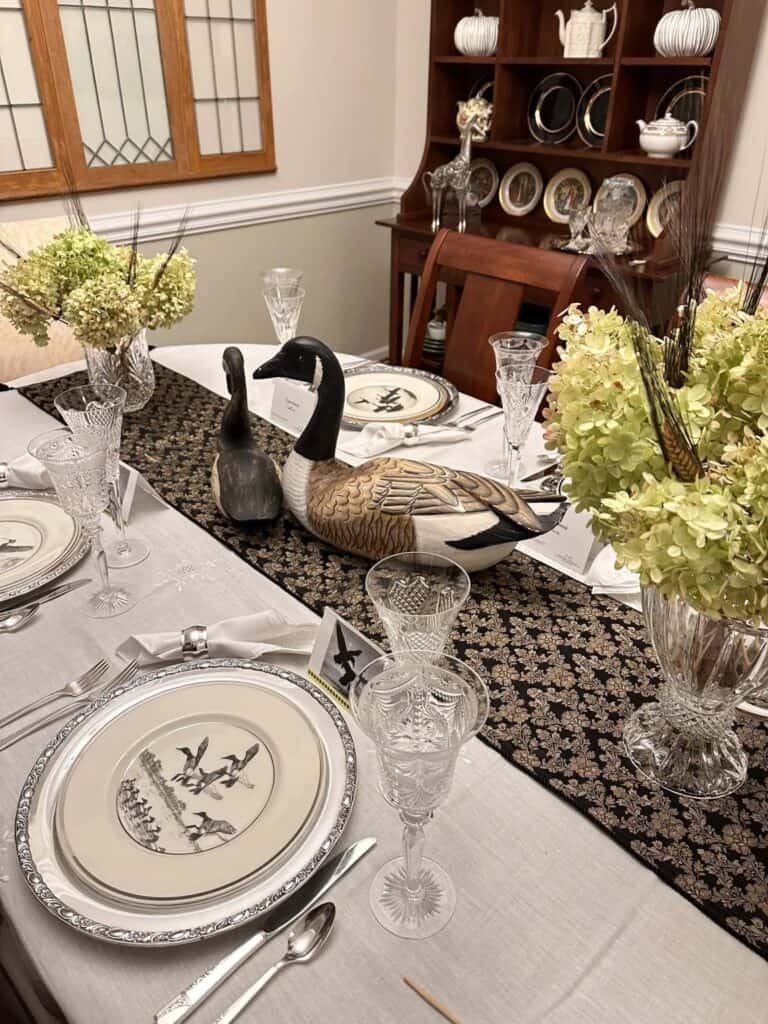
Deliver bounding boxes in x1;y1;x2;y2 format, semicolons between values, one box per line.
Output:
1;343;767;1024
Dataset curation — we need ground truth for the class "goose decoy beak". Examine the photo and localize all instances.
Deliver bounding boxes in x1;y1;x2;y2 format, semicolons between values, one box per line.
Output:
253;338;321;385
252;349;291;381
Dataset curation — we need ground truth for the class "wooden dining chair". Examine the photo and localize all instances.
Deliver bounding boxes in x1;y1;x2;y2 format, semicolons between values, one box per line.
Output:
402;229;590;403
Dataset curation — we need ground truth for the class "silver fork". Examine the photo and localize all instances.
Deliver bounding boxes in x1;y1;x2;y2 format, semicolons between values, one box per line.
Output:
0;659;138;753
443;403;495;428
0;657;109;732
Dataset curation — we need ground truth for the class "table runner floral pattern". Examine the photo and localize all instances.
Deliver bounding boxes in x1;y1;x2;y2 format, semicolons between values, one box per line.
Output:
20;364;768;962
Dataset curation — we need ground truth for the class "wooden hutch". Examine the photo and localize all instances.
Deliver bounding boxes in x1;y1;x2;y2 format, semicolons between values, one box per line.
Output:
379;0;764;366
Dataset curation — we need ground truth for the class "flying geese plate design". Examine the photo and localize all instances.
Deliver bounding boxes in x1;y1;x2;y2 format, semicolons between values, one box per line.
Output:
17;660;357;945
342;366;458;430
0;491;88;605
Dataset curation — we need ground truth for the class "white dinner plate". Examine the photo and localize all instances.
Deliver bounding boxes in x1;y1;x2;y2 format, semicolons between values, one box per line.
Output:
17;660;357;945
57;683;323;903
342;366;458;429
0;491;88;604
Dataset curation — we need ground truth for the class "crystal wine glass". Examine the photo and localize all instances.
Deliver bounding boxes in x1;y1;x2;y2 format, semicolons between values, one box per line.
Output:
351;653;489;939
366;552;470;661
487;332;546;477
263;286;305;344
28;429;136;618
54;384;149;569
496;365;552;488
260;267;304;296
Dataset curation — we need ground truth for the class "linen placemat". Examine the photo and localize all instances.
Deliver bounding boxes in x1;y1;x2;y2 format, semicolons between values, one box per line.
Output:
20;363;768;961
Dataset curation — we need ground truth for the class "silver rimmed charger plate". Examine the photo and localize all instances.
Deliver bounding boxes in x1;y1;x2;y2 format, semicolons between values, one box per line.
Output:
0;490;88;605
342;364;458;430
16;659;357;946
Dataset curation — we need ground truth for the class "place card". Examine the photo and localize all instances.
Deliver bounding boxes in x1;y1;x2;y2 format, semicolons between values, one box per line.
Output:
518;504;602;584
308;608;384;708
119;463;167;522
270;379;316;435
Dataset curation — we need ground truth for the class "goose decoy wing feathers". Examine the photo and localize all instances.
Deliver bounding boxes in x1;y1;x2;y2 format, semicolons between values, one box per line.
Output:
367;459;546;531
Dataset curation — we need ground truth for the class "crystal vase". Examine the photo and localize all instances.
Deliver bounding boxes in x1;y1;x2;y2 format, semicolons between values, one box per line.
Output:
624;586;768;799
84;327;155;412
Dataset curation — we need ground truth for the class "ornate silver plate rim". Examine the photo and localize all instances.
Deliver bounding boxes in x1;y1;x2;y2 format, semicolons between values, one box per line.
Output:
0;489;89;605
341;364;459;431
16;659;357;946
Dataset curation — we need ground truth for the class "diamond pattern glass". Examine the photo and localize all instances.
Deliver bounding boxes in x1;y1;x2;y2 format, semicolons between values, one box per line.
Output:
0;1;53;172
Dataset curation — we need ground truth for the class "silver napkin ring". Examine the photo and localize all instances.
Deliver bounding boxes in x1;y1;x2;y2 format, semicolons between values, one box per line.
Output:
181;625;208;658
0;463;8;486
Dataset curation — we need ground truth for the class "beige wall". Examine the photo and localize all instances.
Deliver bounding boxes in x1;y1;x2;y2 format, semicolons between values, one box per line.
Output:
146;204;393;353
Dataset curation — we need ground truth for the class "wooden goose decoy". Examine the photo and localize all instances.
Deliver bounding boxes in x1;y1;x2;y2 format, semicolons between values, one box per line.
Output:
211;346;283;522
253;338;564;572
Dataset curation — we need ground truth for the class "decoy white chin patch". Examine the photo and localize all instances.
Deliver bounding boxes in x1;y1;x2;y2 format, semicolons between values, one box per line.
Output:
309;357;323;393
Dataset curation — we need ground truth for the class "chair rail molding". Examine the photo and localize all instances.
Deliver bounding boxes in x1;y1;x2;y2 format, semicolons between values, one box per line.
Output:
89;178;409;244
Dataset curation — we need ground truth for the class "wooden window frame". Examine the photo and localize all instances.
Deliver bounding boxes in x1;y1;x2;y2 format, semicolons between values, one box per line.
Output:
1;0;275;201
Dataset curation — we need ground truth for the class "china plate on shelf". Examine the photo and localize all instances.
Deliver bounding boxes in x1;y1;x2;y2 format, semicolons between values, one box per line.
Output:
528;73;582;146
342;366;458;430
576;75;613;149
499;162;544;217
543;168;593;225
594;173;647;228
467;158;499;208
17;659;356;945
0;491;88;604
656;73;709;131
646;179;685;238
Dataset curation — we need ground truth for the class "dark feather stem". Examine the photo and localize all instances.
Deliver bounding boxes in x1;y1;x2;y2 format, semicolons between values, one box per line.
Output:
60;161;89;230
0;281;65;323
152;208;190;290
126;207;141;287
0;236;22;260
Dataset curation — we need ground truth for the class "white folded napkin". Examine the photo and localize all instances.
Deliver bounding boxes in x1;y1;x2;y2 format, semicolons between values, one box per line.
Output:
341;422;469;458
116;610;318;667
2;453;52;490
586;544;641;594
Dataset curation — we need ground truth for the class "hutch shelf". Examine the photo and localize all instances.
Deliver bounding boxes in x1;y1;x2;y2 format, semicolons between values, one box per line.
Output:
380;0;763;365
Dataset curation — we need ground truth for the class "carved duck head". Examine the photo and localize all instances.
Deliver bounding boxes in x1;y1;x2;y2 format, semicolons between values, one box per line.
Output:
253;337;344;462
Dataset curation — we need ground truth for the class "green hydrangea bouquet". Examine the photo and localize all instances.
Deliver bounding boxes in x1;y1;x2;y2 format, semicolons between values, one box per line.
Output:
0;225;195;350
544;291;768;625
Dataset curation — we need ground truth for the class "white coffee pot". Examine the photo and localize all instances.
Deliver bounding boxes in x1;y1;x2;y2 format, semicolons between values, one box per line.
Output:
555;1;618;58
637;112;699;159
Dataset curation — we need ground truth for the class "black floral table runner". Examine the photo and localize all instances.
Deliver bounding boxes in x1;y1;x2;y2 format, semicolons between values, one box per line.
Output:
20;363;768;961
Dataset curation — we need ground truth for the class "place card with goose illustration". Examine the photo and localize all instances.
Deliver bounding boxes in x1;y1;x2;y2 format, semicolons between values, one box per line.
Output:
270;379;316;435
308;608;384;707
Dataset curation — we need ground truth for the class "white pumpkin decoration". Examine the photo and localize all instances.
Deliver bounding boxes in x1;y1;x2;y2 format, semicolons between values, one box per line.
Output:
454;8;499;57
654;0;721;58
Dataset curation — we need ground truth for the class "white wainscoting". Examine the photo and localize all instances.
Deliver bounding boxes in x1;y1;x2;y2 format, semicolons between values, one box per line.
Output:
90;175;758;270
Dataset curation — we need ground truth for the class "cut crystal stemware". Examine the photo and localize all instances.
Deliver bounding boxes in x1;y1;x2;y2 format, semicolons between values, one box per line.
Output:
263;286;305;345
486;332;545;478
496;365;551;488
351;654;489;939
366;552;470;661
28;428;136;618
54;383;149;569
260;267;304;295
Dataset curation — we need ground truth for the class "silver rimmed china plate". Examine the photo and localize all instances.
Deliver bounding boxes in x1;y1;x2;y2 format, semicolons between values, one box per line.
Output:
342;365;458;430
0;490;88;605
16;659;357;945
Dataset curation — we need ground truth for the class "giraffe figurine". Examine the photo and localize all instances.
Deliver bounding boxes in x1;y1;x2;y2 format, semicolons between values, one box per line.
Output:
423;87;493;234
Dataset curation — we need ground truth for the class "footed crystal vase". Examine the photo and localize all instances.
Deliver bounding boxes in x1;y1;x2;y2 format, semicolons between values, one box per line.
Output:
85;327;155;412
624;586;768;799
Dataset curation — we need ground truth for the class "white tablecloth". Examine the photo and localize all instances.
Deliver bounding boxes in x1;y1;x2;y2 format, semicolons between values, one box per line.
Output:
1;346;766;1024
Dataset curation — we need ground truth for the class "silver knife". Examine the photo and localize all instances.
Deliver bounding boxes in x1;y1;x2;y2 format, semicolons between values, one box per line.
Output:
154;836;377;1024
0;578;91;615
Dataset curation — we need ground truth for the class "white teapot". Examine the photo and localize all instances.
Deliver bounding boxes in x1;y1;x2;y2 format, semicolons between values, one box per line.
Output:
555;1;618;58
637;112;699;158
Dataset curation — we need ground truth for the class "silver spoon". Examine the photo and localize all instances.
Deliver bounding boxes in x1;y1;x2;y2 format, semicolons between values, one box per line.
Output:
213;903;336;1024
0;604;38;633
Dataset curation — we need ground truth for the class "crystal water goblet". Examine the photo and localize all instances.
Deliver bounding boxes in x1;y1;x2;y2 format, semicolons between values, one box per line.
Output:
54;384;149;569
260;267;304;296
496;365;552;488
366;552;470;661
351;653;489;939
487;332;546;477
568;204;591;250
28;429;136;618
263;286;305;344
